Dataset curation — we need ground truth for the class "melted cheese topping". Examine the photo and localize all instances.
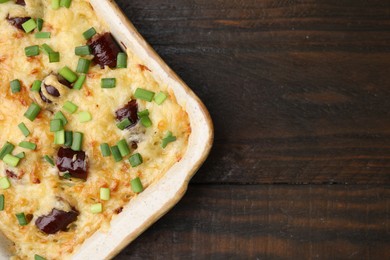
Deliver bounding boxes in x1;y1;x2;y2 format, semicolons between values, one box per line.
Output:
0;1;190;259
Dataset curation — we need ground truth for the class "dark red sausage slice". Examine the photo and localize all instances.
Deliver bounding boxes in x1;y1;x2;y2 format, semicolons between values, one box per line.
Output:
88;33;121;69
15;0;26;6
56;147;88;180
115;100;139;128
6;15;31;31
35;208;78;234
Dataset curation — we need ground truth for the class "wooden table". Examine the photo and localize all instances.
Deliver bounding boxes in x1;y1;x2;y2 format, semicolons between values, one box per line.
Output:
114;1;389;258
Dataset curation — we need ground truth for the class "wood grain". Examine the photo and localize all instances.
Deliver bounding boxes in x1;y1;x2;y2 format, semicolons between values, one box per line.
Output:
116;185;390;259
113;0;390;259
115;0;390;184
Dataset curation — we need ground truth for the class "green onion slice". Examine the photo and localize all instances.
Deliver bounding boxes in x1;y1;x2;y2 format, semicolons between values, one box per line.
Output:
19;141;36;150
78;111;92;123
54;130;65;145
3;154;20;167
76;58;91;74
54;111;68;126
31;80;42;92
129;153;143;167
15;152;25;159
51;0;60;9
0;194;4;211
90;203;102;214
49;52;60;63
71;132;83;151
101;78;116;89
10;79;21;93
131;177;144;193
36;18;44;31
116;118;131;130
75;45;91;56
41;43;54;55
140;116;152;128
162;131;177;148
154;92;168;105
73;74;86;90
100;187;110;201
64;131;73;147
137;109;149;117
0;142;15;160
83;27;96;40
62;101;78;114
100;143;111;157
117;139;130;157
0;177;11;190
60;0;71;8
117;52;127;68
25;45;40;57
24;103;41;121
59;66;77;83
22;18;37;33
111;146;122;162
35;32;51;39
134;88;155;102
15;213;28;226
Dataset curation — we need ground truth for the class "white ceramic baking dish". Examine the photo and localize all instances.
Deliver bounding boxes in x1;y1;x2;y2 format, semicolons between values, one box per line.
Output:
0;0;213;259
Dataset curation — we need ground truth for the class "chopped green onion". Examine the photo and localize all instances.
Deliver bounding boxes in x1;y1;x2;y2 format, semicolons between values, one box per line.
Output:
154;92;168;105
3;154;20;167
22;18;37;33
129;153;143;167
59;66;77;83
0;194;4;211
18;123;30;137
15;213;28;226
140;116;152;128
10;79;21;93
131;177;143;193
35;32;51;39
0;0;10;3
25;45;40;57
49;52;60;63
71;132;83;151
15;152;25;159
60;0;71;8
19;141;36;150
62;101;78;114
54;130;65;145
73;74;86;90
24;103;41;121
162;131;177;148
43;155;55;166
117;52;127;68
100;188;110;201
90;203;102;214
51;0;60;9
0;177;11;190
134;88;155;102
31;80;42;92
116;118;131;130
110;146;122;162
54;111;68;126
36;18;44;31
75;45;91;56
100;143;111;157
83;27;96;40
41;43;54;55
76;58;91;74
101;78;116;89
34;255;46;260
117;139;130;157
64;131;73;147
0;142;15;160
50;119;63;132
78;111;92;123
137;109;149;117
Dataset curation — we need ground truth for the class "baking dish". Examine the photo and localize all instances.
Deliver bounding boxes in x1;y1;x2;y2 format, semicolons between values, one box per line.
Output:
0;0;213;259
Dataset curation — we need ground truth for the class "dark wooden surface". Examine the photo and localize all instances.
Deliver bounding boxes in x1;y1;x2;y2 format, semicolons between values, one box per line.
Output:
114;0;390;259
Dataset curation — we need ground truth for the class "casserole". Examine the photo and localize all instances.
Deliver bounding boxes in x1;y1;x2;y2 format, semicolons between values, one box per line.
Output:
0;0;213;259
